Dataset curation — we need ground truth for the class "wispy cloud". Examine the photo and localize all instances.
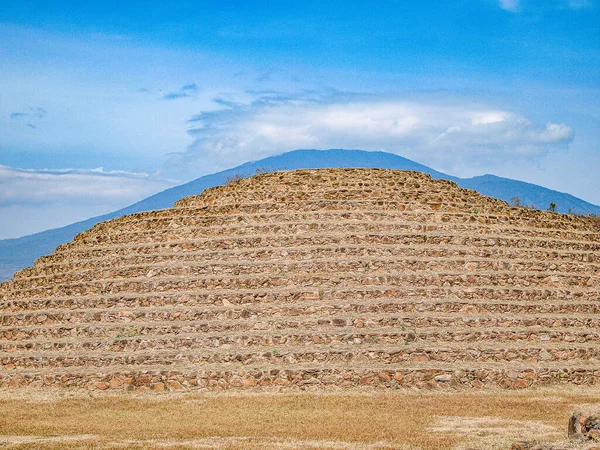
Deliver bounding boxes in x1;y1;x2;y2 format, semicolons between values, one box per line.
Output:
0;165;177;206
162;83;199;100
0;166;179;239
498;0;521;12
163;92;190;100
170;92;574;175
496;0;594;12
9;107;46;120
568;0;593;8
9;107;46;130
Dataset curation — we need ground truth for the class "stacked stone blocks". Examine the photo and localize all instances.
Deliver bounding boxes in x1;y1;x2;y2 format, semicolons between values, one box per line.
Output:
1;169;598;391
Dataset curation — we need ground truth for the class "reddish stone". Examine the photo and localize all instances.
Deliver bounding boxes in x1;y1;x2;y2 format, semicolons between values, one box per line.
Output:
167;380;184;390
378;372;391;382
137;375;152;384
243;376;257;388
512;379;530;389
359;376;372;385
151;382;165;392
95;382;110;390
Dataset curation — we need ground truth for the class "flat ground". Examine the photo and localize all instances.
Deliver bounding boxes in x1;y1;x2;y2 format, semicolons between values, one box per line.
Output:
1;387;599;449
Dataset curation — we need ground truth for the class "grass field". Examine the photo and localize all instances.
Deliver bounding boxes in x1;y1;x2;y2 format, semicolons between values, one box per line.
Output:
1;387;600;449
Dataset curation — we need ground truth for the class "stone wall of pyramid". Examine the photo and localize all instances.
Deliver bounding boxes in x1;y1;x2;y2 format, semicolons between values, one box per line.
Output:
0;169;599;391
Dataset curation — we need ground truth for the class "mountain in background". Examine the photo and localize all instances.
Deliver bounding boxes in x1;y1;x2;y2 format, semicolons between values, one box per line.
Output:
1;149;599;282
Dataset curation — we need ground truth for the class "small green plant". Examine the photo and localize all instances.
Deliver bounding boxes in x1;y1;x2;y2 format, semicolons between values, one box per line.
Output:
318;286;325;300
548;202;557;212
401;326;406;331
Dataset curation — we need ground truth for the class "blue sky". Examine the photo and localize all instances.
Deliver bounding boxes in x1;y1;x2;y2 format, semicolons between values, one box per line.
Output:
1;0;599;238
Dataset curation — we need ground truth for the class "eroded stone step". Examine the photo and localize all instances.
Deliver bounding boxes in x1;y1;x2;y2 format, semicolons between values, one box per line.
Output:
4;343;600;370
8;268;597;299
6;295;600;325
4;310;600;340
5;283;600;314
4;364;600;391
3;326;599;353
171;198;600;233
71;208;600;237
12;256;599;292
5;283;597;311
177;188;468;208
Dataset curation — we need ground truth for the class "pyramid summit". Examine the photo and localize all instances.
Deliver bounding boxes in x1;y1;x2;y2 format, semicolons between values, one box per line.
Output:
1;168;599;391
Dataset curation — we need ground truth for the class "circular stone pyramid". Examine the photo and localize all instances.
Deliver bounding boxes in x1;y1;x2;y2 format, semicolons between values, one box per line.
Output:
1;168;599;392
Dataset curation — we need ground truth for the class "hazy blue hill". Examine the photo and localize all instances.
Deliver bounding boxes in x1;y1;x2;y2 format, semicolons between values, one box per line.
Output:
1;149;598;282
458;174;600;215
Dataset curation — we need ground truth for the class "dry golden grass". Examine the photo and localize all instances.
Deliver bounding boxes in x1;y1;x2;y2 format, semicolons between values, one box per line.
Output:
1;387;600;449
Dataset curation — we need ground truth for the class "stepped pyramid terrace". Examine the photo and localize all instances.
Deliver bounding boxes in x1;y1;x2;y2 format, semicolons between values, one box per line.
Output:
1;168;599;392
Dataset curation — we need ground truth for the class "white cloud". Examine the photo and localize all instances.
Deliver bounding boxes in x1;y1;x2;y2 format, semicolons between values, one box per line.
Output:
172;94;574;175
531;122;574;143
0;166;177;206
498;0;521;12
472;112;506;125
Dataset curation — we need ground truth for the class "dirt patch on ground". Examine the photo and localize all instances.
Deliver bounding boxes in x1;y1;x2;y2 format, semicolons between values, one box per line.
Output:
429;415;561;450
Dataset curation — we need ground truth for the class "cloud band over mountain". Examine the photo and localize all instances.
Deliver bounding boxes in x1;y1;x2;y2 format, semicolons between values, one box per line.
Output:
172;94;574;174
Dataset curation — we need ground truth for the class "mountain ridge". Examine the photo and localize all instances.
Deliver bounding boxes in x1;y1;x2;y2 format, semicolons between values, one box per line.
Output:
1;149;598;282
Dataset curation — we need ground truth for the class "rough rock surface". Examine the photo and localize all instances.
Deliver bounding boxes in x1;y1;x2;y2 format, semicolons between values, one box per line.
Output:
1;169;599;391
510;410;600;449
569;411;600;442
